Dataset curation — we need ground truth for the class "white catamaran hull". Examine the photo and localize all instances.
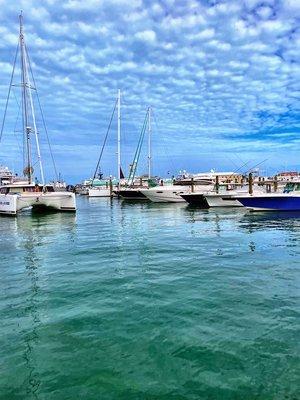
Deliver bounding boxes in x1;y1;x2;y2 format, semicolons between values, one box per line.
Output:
0;192;76;215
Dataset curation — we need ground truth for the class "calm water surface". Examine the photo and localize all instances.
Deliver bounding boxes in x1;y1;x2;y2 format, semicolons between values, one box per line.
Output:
0;196;299;399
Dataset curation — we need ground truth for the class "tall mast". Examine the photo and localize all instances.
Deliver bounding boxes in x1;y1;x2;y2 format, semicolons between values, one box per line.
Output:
117;89;121;181
19;12;32;184
147;106;151;179
19;13;45;185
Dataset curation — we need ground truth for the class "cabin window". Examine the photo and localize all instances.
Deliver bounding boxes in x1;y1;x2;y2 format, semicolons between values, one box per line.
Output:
0;187;9;194
284;183;296;193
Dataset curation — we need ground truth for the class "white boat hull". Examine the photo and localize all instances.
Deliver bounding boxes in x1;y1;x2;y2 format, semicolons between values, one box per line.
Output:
0;192;76;215
88;187;112;197
204;194;243;207
140;185;214;203
140;186;188;203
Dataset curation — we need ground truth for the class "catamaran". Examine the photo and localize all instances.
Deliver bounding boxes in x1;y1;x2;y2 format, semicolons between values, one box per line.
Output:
0;13;76;215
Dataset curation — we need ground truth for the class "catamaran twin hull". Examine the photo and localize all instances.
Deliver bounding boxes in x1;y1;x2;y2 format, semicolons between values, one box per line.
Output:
0;192;76;215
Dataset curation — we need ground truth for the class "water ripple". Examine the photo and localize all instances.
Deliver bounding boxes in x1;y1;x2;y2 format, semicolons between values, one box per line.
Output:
0;197;299;399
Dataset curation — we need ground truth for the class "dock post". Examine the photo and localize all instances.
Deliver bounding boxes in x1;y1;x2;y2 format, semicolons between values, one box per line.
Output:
249;173;253;195
191;177;194;193
274;175;278;192
109;178;113;198
216;175;219;194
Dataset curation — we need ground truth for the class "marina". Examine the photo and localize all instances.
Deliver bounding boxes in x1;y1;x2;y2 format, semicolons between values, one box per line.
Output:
0;196;299;399
0;3;299;400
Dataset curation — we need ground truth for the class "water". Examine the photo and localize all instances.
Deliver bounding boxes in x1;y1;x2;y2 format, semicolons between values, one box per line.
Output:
0;197;299;400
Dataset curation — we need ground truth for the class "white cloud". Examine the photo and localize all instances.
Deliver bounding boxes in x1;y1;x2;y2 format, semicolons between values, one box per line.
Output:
0;0;298;181
135;30;156;43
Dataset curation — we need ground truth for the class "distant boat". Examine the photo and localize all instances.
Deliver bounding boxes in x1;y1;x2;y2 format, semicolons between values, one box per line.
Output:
88;176;116;198
143;172;239;203
0;165;14;186
140;174;212;203
88;90;123;197
234;182;300;211
139;179;187;203
159;171;239;208
0;13;76;215
118;107;152;200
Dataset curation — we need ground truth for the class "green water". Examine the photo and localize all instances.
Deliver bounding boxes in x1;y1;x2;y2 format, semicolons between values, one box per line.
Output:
0;197;299;399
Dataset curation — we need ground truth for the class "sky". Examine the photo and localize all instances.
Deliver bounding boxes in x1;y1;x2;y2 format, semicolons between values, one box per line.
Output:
0;0;299;183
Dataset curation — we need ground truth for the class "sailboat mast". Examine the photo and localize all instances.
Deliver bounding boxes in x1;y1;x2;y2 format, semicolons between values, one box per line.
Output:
24;50;45;185
19;12;32;184
148;106;151;179
117;89;121;181
19;13;45;185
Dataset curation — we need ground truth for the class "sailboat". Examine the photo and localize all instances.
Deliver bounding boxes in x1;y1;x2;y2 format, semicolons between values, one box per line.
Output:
117;106;152;200
88;89;123;197
0;13;76;215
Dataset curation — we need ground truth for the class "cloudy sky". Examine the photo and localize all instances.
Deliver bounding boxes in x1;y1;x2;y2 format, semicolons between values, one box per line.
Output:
0;0;299;182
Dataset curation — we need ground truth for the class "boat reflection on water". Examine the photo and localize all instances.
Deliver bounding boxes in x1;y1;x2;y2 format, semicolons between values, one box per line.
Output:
249;210;300;220
239;210;300;231
0;212;76;399
22;225;42;400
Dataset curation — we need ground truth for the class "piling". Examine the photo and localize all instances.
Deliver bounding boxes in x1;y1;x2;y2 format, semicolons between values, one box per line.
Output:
274;175;278;192
191;177;194;193
215;175;219;194
109;178;113;198
248;173;253;195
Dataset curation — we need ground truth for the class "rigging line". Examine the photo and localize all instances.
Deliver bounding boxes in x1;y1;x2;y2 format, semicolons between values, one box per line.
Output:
25;43;58;181
0;41;19;144
127;117;145;183
234;153;246;164
152;110;175;175
13;99;23;155
232;159;252;175
21;62;26;170
128;109;148;185
224;155;240;170
12;87;21;108
224;159;255;182
244;158;269;175
127;113;146;183
92;98;118;183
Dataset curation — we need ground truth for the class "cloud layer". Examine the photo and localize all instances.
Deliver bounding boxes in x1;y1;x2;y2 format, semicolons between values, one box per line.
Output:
0;0;299;181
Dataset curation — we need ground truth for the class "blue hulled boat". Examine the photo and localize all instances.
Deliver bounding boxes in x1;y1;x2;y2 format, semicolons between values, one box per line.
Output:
235;182;300;211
